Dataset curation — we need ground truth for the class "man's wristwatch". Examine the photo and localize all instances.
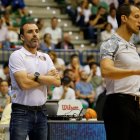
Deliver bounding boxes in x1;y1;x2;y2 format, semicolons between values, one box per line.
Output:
34;72;40;81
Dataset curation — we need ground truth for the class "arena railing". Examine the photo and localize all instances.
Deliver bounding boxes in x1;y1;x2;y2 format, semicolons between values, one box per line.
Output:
0;49;100;65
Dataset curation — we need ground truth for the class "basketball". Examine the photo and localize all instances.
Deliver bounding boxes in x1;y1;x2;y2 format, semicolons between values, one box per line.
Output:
84;108;97;120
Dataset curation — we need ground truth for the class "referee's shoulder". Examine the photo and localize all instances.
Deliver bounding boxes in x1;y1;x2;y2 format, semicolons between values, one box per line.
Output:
100;34;120;48
100;38;111;49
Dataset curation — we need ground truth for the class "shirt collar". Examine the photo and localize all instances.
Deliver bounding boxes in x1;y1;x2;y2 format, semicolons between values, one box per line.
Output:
114;33;135;47
20;47;38;57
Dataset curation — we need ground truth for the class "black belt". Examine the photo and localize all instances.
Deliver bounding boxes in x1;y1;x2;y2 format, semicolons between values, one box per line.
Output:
12;103;46;111
108;93;140;102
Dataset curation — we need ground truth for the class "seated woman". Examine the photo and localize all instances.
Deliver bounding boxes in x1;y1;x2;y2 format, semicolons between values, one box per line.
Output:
101;22;114;41
39;33;55;52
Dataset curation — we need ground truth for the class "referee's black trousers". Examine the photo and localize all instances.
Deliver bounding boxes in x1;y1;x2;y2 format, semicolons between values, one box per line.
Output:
103;93;140;140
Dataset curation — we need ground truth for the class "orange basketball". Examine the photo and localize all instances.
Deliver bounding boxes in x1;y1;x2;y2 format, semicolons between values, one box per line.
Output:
84;108;97;120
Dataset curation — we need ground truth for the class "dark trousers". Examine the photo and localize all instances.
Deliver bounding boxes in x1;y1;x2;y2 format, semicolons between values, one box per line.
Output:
10;103;48;140
103;93;140;140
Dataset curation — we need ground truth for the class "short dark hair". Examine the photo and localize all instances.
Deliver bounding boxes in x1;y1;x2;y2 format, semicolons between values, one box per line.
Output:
116;4;133;27
61;76;71;85
43;33;51;41
70;54;79;61
104;22;113;29
51;16;58;21
98;6;106;11
20;21;36;35
86;55;95;61
63;69;73;76
109;7;116;14
3;61;9;69
89;61;98;69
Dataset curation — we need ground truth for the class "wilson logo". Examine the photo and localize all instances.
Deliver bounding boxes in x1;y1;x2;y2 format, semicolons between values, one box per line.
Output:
62;105;79;110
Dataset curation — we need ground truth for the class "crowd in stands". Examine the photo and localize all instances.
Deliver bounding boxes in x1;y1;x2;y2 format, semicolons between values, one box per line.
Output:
1;0;140;124
0;0;140;51
65;0;140;44
0;0;140;50
0;0;33;50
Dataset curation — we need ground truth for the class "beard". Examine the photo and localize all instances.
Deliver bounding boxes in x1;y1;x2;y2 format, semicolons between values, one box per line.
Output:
26;39;39;48
27;43;38;48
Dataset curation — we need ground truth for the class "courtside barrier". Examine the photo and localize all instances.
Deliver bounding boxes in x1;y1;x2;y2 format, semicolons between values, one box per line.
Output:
0;49;100;65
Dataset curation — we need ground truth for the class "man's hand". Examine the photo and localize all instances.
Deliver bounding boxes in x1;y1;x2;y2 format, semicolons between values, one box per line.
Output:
61;86;68;99
47;69;57;76
47;69;60;80
63;86;68;93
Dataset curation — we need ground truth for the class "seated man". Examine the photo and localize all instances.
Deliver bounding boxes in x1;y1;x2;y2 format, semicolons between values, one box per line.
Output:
75;71;96;108
52;76;76;100
44;17;62;45
55;33;74;50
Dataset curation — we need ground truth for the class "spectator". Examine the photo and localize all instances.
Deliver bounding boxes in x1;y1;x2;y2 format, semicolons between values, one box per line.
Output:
85;6;107;43
39;33;55;52
90;6;108;29
91;0;109;15
83;54;101;76
3;62;10;87
1;0;27;17
0;62;10;83
0;16;10;49
63;68;76;89
87;62;104;102
67;54;83;82
0;0;11;12
2;10;19;32
11;0;27;17
66;0;80;24
52;76;76;100
44;17;62;44
101;0;119;9
0;80;11;118
76;0;91;28
107;7;118;30
36;18;45;40
55;33;74;50
48;50;65;78
76;70;95;108
101;22;114;41
2;11;19;47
